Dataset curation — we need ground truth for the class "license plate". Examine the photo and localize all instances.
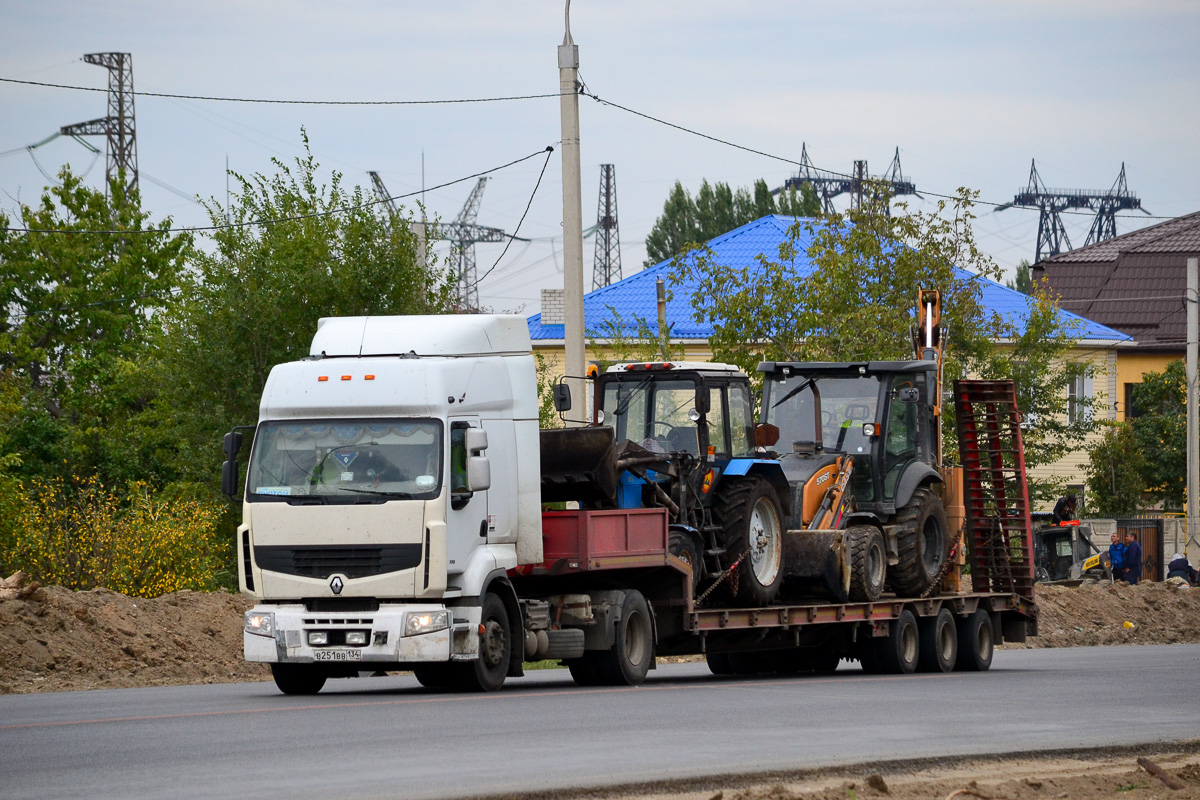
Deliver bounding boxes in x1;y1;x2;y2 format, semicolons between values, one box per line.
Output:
313;649;362;662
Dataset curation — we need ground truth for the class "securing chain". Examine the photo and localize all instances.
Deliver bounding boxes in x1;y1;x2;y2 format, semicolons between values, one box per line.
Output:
694;545;751;607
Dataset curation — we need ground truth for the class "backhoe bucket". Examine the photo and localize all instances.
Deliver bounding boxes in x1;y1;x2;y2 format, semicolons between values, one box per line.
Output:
540;426;618;506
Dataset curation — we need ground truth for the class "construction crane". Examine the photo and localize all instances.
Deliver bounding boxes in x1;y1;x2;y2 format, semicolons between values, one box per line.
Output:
775;144;917;216
592;164;621;290
59;52;138;198
997;160;1149;263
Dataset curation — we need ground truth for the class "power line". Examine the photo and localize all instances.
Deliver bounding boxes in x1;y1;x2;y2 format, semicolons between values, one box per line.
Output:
0;76;567;106
473;147;555;288
1;146;554;235
580;89;1183;222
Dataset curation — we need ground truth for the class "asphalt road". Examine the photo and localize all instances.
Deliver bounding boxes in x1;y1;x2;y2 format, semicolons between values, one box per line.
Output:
2;644;1198;800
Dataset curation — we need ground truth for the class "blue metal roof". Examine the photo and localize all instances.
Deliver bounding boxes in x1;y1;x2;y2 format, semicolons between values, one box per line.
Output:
527;215;1132;344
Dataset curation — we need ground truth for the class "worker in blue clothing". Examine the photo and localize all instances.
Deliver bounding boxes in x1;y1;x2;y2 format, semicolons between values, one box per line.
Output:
1108;531;1126;582
1123;531;1143;585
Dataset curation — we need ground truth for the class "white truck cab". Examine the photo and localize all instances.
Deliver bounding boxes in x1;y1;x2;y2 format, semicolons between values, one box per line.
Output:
233;315;543;693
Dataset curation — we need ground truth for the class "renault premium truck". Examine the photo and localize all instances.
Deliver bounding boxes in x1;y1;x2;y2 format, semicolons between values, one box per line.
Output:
226;314;1037;695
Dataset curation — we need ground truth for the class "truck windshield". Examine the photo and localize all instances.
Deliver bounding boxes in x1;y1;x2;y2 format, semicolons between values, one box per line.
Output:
764;375;881;455
600;377;700;455
246;419;442;503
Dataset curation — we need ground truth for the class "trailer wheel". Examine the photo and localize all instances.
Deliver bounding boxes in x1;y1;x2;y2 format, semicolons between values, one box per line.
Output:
454;593;510;692
877;609;920;674
955;609;994;672
917;608;957;673
706;651;736;676
594;590;653;686
888;487;949;597
669;530;703;593
566;655;603;686
809;648;841;674
714;476;784;606
847;525;887;602
706;651;762;675
855;635;883;674
270;663;326;695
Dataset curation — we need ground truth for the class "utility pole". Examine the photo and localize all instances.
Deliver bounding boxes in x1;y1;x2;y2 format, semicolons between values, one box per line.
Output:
60;52;138;198
559;0;586;424
1188;257;1198;559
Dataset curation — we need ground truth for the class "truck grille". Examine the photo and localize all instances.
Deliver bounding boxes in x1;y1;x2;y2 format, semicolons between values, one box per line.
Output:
254;544;422;579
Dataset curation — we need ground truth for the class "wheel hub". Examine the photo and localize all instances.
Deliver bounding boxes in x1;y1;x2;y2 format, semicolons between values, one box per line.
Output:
481;620;505;667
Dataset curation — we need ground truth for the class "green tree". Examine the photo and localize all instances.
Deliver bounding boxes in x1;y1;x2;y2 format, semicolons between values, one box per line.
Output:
156;132;450;484
1085;423;1147;516
668;186;1091;501
0;168;192;486
644;179;820;266
1130;360;1187;508
1005;259;1033;295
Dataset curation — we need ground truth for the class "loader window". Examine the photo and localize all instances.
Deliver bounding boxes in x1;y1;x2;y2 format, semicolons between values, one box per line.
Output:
882;377;921;500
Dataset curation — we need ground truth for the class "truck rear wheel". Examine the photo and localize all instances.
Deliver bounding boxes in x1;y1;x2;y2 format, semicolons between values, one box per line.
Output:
877;609;920;674
888;487;949;597
955;609;994;672
917;608;957;673
593;590;653;686
454;593;510;692
271;663;326;695
714;476;784;606
847;525;887;602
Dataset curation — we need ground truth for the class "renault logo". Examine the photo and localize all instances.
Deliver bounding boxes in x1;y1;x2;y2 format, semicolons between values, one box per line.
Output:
329;576;344;595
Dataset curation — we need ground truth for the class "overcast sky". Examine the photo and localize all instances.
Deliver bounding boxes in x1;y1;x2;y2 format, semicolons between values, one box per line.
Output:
2;1;1197;315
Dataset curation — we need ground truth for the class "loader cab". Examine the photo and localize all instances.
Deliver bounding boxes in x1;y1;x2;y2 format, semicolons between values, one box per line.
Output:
759;361;937;517
595;362;757;463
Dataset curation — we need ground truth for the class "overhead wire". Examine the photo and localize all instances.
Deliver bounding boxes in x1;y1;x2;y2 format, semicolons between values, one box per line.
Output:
2;146;555;235
578;89;1183;222
0;76;569;106
472;146;555;288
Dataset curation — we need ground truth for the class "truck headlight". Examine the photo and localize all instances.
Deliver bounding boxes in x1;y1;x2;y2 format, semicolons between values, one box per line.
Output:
245;611;275;638
404;610;449;637
345;631;368;646
308;631;329;646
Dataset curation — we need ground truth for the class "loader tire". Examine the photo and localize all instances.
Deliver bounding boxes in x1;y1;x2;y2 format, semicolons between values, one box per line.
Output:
846;525;887;602
713;476;784;606
888;486;949;597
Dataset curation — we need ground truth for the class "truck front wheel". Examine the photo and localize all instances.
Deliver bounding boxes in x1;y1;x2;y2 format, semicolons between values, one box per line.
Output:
455;593;510;692
271;663;326;695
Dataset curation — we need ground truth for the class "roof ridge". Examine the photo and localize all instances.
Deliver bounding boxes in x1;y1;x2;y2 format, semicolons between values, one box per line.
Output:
1045;210;1200;262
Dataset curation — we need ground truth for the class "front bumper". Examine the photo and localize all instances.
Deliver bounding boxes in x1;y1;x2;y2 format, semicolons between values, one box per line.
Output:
244;603;457;664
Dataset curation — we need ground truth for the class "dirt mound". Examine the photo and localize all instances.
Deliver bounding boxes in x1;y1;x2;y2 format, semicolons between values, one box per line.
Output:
0;576;268;695
2;573;1199;695
1010;580;1200;648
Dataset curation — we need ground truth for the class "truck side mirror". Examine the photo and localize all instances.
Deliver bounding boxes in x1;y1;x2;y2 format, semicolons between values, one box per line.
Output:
695;387;710;414
221;459;240;499
464;427;489;454
466;456;491;492
223;430;243;458
553;383;572;412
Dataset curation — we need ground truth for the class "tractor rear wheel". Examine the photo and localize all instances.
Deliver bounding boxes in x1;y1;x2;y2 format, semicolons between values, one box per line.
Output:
888;487;949;597
713;476;784;606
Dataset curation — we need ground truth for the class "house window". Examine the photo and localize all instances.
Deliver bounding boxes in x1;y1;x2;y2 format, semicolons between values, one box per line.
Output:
1068;371;1093;425
1123;383;1144;419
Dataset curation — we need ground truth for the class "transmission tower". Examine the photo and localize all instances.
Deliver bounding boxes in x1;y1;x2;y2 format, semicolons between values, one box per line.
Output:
60;52;137;197
776;144;917;215
997;160;1148;263
592;164;622;290
367;171;398;217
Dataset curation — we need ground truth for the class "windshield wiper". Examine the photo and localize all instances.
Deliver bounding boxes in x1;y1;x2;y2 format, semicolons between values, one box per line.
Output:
335;487;412;498
771;377;815;409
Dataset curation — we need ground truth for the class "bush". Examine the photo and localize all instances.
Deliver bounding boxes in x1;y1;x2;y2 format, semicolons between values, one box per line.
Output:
0;476;229;597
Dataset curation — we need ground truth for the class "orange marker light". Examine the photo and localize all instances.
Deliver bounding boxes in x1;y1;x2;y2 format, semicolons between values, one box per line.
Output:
364;375;375;381
341;375;352;381
318;376;329;382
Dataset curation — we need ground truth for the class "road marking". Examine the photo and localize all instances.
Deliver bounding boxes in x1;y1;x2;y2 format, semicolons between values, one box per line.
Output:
0;670;965;731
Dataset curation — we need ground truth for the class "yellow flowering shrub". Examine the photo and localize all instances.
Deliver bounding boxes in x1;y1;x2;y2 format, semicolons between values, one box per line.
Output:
3;476;228;597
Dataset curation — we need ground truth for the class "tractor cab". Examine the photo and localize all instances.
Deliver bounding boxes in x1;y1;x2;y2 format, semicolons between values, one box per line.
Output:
759;361;940;528
595;362;757;464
